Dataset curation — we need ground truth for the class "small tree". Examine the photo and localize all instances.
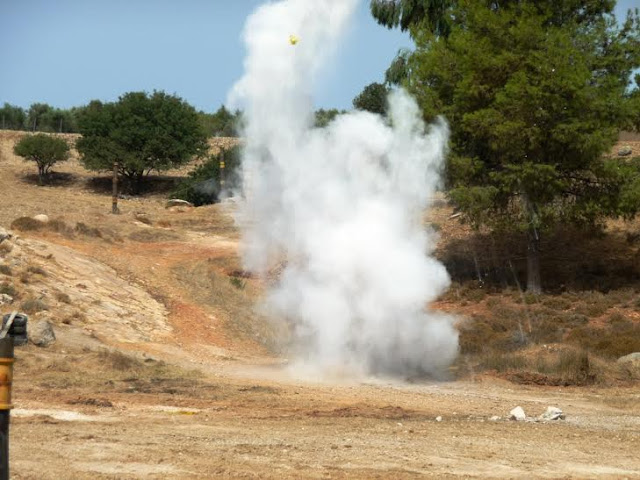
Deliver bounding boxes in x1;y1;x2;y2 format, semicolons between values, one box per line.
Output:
13;134;70;185
352;82;390;115
172;146;243;206
76;91;208;194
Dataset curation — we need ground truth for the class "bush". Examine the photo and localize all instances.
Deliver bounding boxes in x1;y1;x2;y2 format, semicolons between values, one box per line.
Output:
13;133;70;185
0;265;12;276
0;282;17;297
11;217;43;231
172;146;242;206
20;297;49;314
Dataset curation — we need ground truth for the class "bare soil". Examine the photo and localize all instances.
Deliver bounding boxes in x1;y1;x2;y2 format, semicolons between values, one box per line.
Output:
1;130;639;479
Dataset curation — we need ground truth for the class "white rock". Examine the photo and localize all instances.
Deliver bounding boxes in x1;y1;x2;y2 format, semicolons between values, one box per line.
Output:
165;199;193;208
617;352;640;369
32;214;49;223
29;319;56;347
540;406;565;421
509;406;526;421
435;416;442;422
0;294;13;305
489;415;501;422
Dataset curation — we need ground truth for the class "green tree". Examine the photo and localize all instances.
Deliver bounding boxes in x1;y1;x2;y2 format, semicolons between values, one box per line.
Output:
370;0;453;36
26;103;54;132
353;82;390;115
172;146;242;206
198;105;241;137
13;133;70;185
0;103;26;130
314;108;344;128
406;1;640;293
76;91;208;194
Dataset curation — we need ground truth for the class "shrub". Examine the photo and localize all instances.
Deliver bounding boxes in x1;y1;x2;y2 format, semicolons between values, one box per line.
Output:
13;133;70;185
75;222;102;237
0;265;12;276
0;282;17;297
20;297;49;314
172;146;242;206
55;292;72;304
11;217;43;231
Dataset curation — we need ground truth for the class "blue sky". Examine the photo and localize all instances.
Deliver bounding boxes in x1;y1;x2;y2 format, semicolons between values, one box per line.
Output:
0;1;637;112
0;1;410;112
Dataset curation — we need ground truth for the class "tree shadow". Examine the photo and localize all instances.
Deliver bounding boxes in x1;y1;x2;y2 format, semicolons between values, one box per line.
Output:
21;171;78;188
86;174;186;197
438;226;640;293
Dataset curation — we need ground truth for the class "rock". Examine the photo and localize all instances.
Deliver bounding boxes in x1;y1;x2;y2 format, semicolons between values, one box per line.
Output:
618;146;633;156
435;416;442;422
539;406;565;421
165;199;193;209
0;294;13;306
32;214;49;224
29;319;56;347
489;415;501;422
617;352;640;369
0;227;11;244
509;406;526;421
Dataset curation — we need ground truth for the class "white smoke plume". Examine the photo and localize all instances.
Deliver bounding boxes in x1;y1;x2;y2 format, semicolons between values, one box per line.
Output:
230;0;458;378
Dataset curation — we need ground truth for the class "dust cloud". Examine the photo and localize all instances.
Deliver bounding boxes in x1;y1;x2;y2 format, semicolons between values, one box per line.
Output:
230;0;458;378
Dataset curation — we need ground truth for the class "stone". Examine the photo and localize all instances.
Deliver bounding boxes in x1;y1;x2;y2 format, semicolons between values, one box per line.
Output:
617;352;640;369
509;406;526;421
165;199;194;209
0;227;11;244
29;319;56;347
618;146;633;156
435;416;442;422
539;406;565;421
489;415;501;422
32;214;49;223
0;294;13;306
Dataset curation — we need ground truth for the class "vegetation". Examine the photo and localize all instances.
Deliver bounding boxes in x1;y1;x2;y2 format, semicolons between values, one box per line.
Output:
352;82;390;115
198;105;242;137
13;133;70;185
76;91;208;194
314;108;344;128
172;146;242;206
393;1;640;293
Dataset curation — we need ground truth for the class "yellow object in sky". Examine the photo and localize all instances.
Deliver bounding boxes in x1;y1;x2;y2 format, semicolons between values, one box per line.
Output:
289;34;299;45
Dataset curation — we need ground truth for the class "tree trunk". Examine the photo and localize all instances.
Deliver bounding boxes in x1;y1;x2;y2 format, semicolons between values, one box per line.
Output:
526;226;541;295
111;161;119;214
37;165;44;186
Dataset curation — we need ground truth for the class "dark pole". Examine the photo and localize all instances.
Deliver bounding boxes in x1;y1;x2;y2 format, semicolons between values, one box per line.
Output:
0;335;14;480
112;161;119;214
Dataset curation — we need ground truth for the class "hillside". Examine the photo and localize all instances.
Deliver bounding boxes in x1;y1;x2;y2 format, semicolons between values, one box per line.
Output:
1;129;639;479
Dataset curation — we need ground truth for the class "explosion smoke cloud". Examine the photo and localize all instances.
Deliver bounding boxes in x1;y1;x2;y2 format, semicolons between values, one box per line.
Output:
231;0;458;378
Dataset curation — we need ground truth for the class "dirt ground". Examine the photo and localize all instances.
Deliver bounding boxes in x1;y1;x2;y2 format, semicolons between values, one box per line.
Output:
1;130;639;479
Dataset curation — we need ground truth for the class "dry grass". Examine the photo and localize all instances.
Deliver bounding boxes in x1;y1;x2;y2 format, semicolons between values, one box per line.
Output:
128;229;183;243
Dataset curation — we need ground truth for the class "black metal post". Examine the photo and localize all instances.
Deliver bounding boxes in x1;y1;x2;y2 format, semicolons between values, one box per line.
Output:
0;336;13;480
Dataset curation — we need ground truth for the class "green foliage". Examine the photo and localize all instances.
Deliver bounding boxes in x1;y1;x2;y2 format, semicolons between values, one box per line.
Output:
198;105;242;137
76;91;208;194
0;103;26;130
172;146;242;206
13;133;70;184
352;82;390;115
314;108;344;128
370;0;453;36
405;0;640;289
